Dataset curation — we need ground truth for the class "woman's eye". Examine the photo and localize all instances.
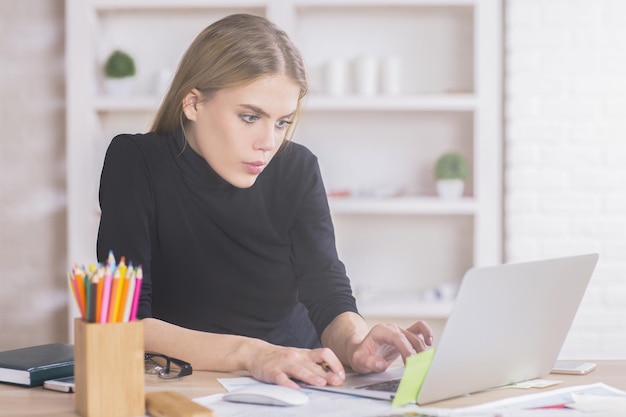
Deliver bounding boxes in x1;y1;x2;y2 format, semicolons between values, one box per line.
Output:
276;119;294;129
240;114;259;124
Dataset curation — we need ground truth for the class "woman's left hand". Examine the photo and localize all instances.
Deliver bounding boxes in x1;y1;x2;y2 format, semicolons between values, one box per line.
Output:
347;320;433;374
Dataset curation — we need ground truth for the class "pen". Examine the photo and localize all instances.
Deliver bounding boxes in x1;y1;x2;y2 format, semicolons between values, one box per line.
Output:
319;361;332;373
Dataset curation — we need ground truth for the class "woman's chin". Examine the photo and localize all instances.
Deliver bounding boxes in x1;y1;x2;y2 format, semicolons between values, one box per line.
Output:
227;174;259;189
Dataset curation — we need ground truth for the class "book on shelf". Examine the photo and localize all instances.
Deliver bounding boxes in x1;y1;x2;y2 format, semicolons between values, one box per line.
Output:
0;343;74;387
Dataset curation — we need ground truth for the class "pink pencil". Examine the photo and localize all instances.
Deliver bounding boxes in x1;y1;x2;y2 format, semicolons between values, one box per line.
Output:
129;265;143;321
99;264;113;323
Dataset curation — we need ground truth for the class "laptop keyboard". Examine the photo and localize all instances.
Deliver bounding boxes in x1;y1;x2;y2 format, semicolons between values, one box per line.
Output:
356;378;401;393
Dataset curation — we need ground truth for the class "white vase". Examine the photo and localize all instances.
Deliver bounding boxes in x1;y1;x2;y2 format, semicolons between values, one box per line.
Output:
104;77;135;97
436;179;465;199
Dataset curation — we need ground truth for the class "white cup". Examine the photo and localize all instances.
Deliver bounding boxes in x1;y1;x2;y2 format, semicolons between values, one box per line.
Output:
354;56;379;96
325;59;349;96
381;56;401;95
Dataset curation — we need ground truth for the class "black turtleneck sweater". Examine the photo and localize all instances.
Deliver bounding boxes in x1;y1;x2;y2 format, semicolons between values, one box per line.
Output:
96;132;358;348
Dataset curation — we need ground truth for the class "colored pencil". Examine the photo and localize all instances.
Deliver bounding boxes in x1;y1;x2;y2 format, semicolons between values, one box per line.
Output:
86;273;98;322
68;272;82;318
73;264;86;319
122;267;136;323
69;251;142;323
129;265;143;321
95;266;104;323
99;264;113;323
107;250;116;271
116;265;131;322
107;267;121;323
114;257;129;322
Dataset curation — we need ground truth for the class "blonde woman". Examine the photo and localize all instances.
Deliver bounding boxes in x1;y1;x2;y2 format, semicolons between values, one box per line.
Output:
97;14;432;389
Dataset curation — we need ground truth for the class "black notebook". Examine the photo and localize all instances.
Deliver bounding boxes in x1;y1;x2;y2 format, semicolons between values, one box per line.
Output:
0;343;74;387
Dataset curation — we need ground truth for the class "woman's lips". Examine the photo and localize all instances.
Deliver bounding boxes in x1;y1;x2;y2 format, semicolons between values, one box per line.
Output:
243;161;266;175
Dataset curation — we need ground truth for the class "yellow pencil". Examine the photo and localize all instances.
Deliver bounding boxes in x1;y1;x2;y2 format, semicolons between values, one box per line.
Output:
115;269;131;322
121;267;136;322
73;264;86;319
68;272;81;318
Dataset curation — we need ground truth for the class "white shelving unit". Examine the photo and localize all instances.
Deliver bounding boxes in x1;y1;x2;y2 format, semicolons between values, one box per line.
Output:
66;0;502;332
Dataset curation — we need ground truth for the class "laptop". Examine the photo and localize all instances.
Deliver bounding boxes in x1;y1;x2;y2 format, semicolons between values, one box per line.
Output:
310;253;599;405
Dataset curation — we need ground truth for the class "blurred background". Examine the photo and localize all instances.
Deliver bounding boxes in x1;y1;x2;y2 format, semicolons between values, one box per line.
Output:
1;0;625;360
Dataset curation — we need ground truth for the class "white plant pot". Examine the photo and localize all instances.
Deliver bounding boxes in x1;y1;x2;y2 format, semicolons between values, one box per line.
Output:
104;77;135;97
436;179;465;200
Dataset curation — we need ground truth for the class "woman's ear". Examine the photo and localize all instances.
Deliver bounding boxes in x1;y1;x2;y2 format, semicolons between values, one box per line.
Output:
182;89;201;121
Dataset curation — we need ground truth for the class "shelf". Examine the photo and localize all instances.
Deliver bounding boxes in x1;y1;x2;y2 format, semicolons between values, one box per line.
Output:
295;0;476;6
93;0;267;10
67;0;502;337
305;94;476;111
328;196;476;215
93;93;475;113
93;0;479;10
93;96;162;113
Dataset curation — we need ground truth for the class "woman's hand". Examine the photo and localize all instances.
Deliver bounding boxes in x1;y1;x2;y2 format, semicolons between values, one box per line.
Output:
348;320;433;374
244;344;346;389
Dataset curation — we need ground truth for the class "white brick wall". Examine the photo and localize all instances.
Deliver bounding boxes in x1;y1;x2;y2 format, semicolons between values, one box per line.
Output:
506;0;626;358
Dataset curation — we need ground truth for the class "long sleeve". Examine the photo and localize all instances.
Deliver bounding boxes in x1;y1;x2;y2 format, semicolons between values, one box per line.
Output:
97;134;156;318
288;155;358;336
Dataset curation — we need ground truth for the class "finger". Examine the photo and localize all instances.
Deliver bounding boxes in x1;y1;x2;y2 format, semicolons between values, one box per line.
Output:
274;372;302;390
381;323;418;359
316;349;344;374
401;328;429;354
361;355;389;372
407;320;434;346
352;352;389;373
312;349;345;386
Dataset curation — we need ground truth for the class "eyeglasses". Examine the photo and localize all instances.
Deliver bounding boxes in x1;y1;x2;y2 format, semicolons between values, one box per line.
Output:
144;352;193;379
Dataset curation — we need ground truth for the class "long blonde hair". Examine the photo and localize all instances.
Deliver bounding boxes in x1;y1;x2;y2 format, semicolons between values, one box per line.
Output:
151;14;308;143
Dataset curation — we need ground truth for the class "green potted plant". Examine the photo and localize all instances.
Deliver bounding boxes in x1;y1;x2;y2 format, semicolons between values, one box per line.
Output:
103;49;136;96
434;151;469;199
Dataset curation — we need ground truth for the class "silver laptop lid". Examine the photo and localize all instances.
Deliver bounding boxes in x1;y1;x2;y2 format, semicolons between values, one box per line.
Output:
417;253;598;404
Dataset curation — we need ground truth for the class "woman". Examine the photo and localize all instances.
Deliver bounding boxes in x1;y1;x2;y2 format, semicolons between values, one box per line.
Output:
97;13;432;389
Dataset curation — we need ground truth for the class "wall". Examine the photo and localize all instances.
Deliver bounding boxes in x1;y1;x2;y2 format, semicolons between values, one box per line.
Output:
0;0;67;350
505;0;626;358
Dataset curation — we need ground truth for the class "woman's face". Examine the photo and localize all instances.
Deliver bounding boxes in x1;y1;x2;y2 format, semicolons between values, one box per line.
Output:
183;74;301;188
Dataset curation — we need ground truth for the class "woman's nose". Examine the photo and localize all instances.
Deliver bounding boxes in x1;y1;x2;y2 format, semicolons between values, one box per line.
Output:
255;123;278;151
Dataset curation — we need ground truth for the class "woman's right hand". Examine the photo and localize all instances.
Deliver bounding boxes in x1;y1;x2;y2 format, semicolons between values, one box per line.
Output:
243;343;345;389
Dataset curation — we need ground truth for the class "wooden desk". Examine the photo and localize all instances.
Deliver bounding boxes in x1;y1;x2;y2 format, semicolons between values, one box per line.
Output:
2;361;625;416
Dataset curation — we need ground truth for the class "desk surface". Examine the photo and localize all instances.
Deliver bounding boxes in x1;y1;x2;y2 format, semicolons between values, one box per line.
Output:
2;360;625;416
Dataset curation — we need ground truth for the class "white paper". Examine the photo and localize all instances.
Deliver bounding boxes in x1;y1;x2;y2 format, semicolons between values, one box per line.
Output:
193;377;406;417
569;393;626;412
193;379;626;417
456;382;626;414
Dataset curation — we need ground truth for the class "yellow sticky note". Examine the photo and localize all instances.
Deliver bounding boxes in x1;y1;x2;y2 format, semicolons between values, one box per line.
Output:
391;348;435;407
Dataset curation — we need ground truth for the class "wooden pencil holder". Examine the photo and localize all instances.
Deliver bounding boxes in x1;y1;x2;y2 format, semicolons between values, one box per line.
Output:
74;318;145;417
